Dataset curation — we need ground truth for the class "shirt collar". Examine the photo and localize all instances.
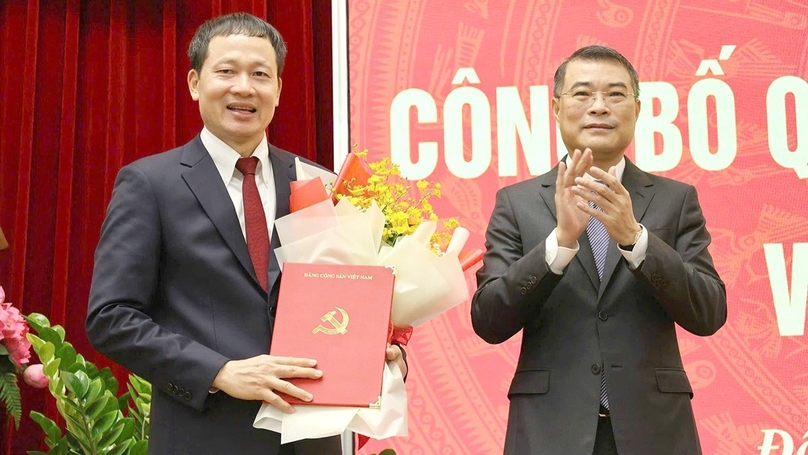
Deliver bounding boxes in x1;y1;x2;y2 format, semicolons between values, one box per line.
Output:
200;127;272;186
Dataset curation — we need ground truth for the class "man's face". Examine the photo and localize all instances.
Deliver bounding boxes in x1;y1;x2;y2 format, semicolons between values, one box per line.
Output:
187;34;282;154
553;59;640;165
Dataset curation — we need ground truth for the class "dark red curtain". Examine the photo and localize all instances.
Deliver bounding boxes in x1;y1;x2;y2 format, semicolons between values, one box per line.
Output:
0;1;334;453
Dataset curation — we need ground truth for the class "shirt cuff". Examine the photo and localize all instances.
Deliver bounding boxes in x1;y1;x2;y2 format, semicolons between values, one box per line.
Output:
546;228;579;275
618;224;647;269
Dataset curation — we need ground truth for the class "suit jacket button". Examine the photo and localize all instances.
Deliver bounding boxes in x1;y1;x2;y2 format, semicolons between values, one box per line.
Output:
520;287;528;295
167;383;174;393
591;363;602;374
269;306;277;316
598;311;608;321
184;391;192;400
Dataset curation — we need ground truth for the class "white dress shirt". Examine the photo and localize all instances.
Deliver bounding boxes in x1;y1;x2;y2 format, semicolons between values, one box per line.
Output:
200;127;277;240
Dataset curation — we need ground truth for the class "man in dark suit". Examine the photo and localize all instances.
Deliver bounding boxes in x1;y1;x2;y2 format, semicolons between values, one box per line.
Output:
86;13;405;455
471;45;727;454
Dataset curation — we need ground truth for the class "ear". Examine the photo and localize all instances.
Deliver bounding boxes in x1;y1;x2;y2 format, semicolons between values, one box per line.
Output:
634;97;641;120
552;96;560;122
188;69;200;101
276;77;283;106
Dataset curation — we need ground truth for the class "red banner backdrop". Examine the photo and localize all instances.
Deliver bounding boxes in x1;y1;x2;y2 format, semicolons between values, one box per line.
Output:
349;1;808;454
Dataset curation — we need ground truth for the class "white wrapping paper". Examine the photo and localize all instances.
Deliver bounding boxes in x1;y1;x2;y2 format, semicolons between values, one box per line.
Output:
253;158;469;442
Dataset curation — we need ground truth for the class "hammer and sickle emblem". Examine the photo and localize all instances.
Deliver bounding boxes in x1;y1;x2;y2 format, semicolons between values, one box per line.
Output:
312;306;349;335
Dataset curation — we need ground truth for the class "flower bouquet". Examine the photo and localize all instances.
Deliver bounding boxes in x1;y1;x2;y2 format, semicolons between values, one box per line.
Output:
0;286;48;428
253;150;482;444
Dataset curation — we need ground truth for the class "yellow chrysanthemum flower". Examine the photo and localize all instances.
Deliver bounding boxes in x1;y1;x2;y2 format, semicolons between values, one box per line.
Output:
340;149;460;251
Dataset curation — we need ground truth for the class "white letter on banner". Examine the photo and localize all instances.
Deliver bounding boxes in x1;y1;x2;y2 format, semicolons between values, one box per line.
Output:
767;76;808;179
444;86;491;179
758;429;794;455
635;81;682;172
495;86;551;176
390;88;438;180
688;79;737;171
764;243;808;336
798;437;808;455
798;435;808;455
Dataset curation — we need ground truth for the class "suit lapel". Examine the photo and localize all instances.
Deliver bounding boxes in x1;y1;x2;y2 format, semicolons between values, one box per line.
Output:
539;164;601;290
598;158;655;299
180;136;257;287
267;146;296;293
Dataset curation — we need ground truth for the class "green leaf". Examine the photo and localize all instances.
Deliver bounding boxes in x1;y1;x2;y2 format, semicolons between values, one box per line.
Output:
29;411;63;447
52;325;66;342
38;342;56;364
65;362;85;374
43;358;61;378
48;436;70;455
61;409;91;442
71;354;87;372
0;371;22;428
37;327;63;350
65;370;90;398
54;343;77;370
92;409;119;437
85;393;113;421
117;417;136;443
27;333;46;351
86;377;105;402
97;419;127;449
129;374;150;392
57;396;85;421
98;367;120;393
64;431;82;449
107;441;131;455
130;440;149;455
25;313;52;332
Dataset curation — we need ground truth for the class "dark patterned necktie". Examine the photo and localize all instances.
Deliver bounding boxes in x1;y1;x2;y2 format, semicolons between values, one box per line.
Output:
586;201;608;280
586;200;610;409
236;157;269;292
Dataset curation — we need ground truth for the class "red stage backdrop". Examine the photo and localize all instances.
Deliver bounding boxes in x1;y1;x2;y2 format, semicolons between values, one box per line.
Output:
348;1;808;454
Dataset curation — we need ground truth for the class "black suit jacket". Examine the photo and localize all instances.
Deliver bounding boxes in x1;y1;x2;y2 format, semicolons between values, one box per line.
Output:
471;158;726;455
86;136;341;455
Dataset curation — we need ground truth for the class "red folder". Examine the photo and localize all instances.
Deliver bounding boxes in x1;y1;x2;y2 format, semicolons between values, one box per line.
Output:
270;263;395;407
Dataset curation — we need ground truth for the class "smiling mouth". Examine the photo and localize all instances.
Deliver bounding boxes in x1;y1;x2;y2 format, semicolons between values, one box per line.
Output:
228;106;257;114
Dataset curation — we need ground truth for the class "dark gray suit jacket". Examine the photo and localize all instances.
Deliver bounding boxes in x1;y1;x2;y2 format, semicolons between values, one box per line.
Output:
86;136;341;455
471;158;726;455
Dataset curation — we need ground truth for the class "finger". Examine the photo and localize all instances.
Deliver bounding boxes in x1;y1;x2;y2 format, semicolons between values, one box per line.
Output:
588;166;625;195
270;378;315;403
573;175;610;196
266;355;318;367
574;149;593;176
575;198;600;217
556;160;568;189
262;390;297;414
274;365;323;380
572;184;612;210
386;345;401;361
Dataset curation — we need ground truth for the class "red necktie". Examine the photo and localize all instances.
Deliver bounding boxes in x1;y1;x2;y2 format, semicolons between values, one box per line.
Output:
236;157;269;291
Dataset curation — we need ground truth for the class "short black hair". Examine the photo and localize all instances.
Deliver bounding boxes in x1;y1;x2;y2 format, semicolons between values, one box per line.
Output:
553;45;640;98
187;12;287;75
